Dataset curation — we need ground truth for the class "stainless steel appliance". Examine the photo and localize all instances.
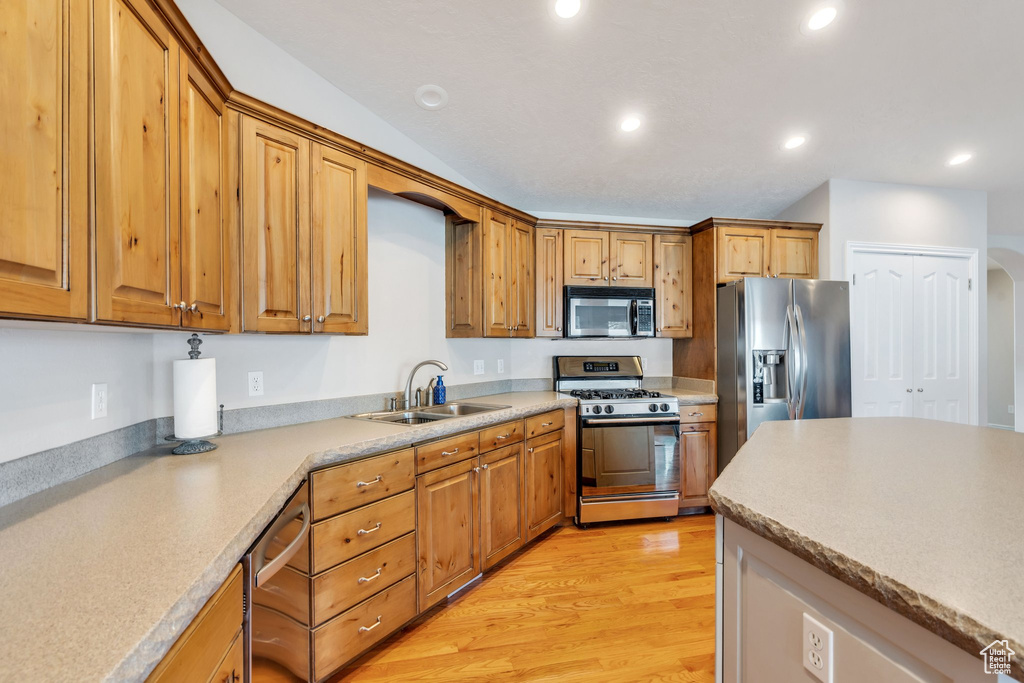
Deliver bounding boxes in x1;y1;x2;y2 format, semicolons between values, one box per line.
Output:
554;356;681;525
244;481;312;682
564;286;655;338
717;278;852;473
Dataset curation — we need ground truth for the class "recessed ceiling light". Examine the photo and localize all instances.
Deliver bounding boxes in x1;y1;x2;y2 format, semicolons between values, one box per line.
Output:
948;153;973;166
414;84;448;111
783;135;807;150
554;0;581;19
806;6;837;30
620;116;642;132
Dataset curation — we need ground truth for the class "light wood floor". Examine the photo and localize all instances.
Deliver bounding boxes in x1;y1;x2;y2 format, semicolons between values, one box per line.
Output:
332;514;717;682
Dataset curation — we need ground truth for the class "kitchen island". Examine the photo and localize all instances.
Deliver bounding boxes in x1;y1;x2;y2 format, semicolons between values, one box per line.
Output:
710;418;1023;682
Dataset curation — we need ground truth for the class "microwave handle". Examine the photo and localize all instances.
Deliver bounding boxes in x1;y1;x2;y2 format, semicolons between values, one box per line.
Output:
630;299;638;336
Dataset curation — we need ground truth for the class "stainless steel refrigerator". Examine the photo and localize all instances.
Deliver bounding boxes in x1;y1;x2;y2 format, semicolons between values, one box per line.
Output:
717;278;852;473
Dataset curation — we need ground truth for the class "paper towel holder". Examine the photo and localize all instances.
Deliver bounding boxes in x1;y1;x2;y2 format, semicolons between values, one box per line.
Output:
166;335;221;455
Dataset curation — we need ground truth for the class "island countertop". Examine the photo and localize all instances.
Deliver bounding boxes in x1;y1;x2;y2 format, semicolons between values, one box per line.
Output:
709;418;1024;680
0;391;577;682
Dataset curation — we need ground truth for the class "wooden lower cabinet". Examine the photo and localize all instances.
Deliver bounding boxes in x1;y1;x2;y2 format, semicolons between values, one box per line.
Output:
209;629;243;683
311;490;415;574
524;431;564;540
679;409;717;510
480;444;525;570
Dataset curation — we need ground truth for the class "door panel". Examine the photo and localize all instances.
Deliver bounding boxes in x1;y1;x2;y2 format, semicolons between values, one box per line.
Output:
510;219;533;336
180;56;232;331
480;446;525;570
610;232;653;286
445;219;481;337
653;234;692;337
240;115;310;332
769;229;818;279
849;252;915;417
792;280;852;420
912;255;969;423
482;210;511;337
311;143;367;334
717;227;769;283
0;0;88;320
535;228;563;337
94;0;181;325
525;434;562;541
680;423;716;508
563;230;609;285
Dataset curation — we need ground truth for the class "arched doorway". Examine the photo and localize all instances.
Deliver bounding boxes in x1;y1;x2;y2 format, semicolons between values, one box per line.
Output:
988;247;1024;432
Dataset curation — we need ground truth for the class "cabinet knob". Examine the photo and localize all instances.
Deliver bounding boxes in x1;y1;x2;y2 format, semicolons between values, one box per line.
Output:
612;277;617;281
317;315;326;323
481;463;489;470
556;326;562;331
188;303;200;313
171;301;187;310
302;315;311;322
604;276;609;281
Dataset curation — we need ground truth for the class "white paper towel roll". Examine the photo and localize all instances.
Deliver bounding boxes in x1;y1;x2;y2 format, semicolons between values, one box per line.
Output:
173;358;218;439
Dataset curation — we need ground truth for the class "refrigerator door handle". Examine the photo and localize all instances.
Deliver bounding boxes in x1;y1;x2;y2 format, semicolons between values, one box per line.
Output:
784;305;798;420
794;304;809;419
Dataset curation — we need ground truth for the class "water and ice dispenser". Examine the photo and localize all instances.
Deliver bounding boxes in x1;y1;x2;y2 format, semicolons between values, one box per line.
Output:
752;350;786;403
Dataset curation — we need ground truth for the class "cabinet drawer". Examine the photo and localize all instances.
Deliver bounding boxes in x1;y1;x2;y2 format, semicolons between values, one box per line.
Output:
313;574;417;680
147;565;243;682
680;404;716;423
525;410;564;439
479;420;524;452
311;449;415;521
416;432;479;473
313;533;416;626
312;491;415;574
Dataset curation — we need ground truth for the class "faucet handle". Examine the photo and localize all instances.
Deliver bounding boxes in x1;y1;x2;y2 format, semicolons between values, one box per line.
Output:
389;397;397;411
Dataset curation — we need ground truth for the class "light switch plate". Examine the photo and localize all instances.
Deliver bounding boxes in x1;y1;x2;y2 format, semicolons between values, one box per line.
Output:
91;383;108;420
497;359;505;374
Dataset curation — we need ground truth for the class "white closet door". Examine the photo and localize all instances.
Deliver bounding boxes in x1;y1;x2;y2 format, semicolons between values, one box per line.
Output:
912;255;970;423
849;252;915;417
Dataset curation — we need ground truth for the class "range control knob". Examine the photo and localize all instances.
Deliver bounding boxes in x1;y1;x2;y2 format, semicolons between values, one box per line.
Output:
605;405;615;414
648;404;658;413
592;405;603;414
660;403;670;412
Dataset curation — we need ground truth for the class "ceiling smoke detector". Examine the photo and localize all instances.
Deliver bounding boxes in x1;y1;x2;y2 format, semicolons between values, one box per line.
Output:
415;84;449;111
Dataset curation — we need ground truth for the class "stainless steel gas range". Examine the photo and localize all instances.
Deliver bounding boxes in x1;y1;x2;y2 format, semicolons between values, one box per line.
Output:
554;356;681;526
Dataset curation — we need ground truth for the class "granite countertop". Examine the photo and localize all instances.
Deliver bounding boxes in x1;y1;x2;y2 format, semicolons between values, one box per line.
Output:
660;388;718;405
0;391;575;682
709;418;1024;680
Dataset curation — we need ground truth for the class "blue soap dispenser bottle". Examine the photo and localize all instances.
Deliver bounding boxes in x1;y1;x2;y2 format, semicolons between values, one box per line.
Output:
433;375;446;405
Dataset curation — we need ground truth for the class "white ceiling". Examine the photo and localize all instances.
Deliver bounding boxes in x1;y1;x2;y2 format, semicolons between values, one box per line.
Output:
213;0;1024;223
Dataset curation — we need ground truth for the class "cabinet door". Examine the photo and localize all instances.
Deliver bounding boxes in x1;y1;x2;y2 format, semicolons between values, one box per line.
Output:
0;0;88;321
717;227;769;283
679;422;716;509
482;210;511;337
94;0;181;326
524;432;563;541
653;234;693;338
240;115;311;332
563;230;609;285
610;232;653;287
480;445;525;571
769;228;818;279
416;458;480;612
179;55;234;331
445;218;482;337
311;143;367;334
510;219;534;337
534;228;563;337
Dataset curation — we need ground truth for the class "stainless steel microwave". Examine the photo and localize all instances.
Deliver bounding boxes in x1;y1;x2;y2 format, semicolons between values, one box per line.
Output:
564;286;655;338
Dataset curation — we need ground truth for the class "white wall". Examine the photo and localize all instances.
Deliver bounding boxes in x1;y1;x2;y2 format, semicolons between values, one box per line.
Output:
773;181;830;277
988;237;1024;433
510;338;673;380
987;265;1015;428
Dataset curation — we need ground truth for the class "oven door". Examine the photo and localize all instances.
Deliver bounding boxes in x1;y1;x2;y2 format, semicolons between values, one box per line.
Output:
566;296;634;337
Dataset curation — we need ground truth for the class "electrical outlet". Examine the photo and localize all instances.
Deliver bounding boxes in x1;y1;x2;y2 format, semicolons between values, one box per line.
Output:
473;360;485;375
91;383;108;419
497;359;505;374
802;613;833;683
248;371;264;397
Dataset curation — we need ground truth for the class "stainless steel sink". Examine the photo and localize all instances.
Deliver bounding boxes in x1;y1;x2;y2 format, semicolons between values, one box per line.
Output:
349;402;509;425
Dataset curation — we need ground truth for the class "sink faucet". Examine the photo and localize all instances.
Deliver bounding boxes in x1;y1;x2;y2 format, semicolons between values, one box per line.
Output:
404;360;448;409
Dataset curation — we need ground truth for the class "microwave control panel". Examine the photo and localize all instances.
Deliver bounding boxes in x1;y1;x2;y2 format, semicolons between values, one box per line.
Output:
637;300;654;334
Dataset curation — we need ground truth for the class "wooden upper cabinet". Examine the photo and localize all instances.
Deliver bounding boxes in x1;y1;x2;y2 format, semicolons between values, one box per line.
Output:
717;226;769;283
534;228;563;337
653;234;693;338
769;228;819;279
179;54;234;332
563;230;609;285
445;218;482;337
240;115;311;332
510;219;533;337
311;143;368;334
610;232;653;287
482;209;511;337
0;0;88;321
94;0;181;326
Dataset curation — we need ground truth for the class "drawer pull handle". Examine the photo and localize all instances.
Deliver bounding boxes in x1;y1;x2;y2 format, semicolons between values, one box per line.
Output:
358;568;383;584
541;421;554;427
441;448;459;456
357;522;382;536
356;475;383;488
496;434;509;440
688;411;704;417
358;615;382;633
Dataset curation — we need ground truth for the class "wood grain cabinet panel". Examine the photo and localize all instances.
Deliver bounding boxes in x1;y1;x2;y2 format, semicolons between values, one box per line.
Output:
0;0;88;321
769;228;819;279
653;233;693;338
208;629;243;683
445;218;482;337
480;445;525;570
717;226;770;283
679;421;717;509
510;218;534;337
240;114;311;332
311;142;368;334
524;410;564;439
310;448;415;521
415;431;480;473
94;0;181;326
563;230;609;285
479;421;524;452
524;431;563;541
534;227;564;337
482;209;512;337
610;232;653;286
311;490;415;574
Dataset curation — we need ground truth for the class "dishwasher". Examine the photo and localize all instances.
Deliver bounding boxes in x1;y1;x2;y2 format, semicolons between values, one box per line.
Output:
243;480;312;682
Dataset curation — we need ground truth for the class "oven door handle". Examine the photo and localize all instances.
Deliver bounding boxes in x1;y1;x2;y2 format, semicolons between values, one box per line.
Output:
582;416;680;426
